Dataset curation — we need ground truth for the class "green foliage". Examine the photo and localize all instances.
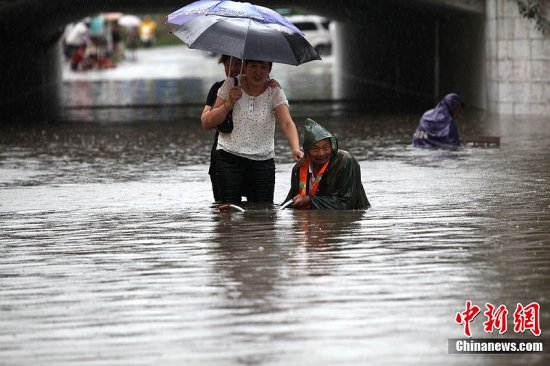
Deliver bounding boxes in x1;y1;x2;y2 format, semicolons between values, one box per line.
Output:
517;0;548;32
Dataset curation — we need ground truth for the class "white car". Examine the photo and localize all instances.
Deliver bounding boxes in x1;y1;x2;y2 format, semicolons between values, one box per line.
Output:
287;15;332;55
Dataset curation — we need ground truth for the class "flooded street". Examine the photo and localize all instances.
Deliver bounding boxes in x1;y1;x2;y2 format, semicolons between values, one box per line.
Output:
1;46;549;365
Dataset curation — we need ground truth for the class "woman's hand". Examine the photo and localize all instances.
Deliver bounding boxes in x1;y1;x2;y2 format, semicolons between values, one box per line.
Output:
268;79;281;89
227;85;242;106
292;148;304;162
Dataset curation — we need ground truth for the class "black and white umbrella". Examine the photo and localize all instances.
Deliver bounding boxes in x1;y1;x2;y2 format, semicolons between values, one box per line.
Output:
167;1;321;66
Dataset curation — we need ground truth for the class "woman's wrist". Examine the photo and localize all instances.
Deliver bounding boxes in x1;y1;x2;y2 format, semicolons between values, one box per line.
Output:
224;102;233;111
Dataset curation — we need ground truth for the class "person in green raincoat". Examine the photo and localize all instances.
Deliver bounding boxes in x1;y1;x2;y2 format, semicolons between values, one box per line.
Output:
284;118;370;210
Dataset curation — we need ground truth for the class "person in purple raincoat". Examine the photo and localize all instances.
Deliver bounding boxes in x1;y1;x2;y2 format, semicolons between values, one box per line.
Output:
412;93;464;148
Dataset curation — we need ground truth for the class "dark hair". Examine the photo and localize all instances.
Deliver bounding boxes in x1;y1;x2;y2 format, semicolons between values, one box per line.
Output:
244;60;273;70
218;54;230;64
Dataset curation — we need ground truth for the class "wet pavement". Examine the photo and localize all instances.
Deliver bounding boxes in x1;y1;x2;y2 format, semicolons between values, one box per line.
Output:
0;45;549;365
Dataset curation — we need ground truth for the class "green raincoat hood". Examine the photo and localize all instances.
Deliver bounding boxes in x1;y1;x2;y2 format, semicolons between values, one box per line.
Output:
285;118;370;209
302;118;338;158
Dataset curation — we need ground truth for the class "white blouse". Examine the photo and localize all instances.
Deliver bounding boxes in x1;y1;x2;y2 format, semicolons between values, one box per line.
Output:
217;77;289;161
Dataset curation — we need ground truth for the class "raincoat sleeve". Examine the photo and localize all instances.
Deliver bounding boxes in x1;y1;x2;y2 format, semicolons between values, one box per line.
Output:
283;162;302;203
310;152;368;210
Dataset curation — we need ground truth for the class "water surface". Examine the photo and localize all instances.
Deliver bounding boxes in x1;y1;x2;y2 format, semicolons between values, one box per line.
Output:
1;46;549;365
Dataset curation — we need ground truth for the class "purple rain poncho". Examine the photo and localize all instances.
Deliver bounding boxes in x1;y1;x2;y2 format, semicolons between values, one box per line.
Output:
412;93;464;148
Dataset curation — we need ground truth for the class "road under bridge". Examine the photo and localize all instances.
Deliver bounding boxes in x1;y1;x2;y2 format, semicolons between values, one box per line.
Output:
1;0;548;120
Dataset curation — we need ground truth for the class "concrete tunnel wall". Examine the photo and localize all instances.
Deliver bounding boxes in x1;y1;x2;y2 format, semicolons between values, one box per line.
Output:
1;27;64;123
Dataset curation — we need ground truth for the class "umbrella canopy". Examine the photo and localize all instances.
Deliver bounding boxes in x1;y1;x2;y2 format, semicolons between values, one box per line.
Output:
167;0;302;35
171;16;320;65
118;14;141;27
168;1;320;66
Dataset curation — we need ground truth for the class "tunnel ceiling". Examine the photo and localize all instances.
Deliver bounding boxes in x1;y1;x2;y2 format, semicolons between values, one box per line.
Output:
1;0;484;32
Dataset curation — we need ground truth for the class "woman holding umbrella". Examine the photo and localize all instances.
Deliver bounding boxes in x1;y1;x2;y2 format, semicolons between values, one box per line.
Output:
201;55;282;203
202;59;303;205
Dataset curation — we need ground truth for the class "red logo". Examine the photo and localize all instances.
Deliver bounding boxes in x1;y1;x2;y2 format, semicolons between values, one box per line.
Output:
484;303;508;334
514;302;541;336
455;301;541;337
455;300;481;337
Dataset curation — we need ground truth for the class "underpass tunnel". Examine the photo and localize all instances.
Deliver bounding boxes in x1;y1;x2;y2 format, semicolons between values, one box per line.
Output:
1;0;486;121
331;1;486;112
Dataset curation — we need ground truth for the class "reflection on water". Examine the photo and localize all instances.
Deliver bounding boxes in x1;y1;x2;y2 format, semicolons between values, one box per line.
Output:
64;78;205;107
1;52;550;365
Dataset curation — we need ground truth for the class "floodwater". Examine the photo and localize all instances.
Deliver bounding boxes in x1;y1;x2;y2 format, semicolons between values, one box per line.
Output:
1;46;549;365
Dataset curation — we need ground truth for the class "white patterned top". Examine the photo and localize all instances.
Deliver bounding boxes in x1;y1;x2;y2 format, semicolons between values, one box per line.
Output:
216;77;289;161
